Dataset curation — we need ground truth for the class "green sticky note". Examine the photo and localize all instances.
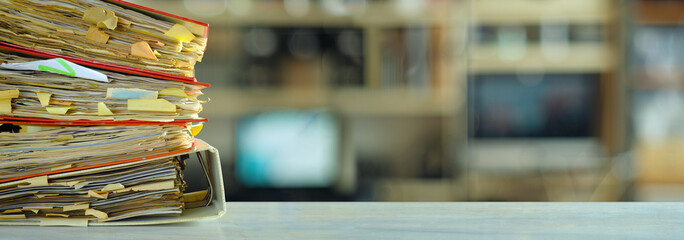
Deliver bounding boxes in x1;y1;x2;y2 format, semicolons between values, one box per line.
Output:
38;58;75;77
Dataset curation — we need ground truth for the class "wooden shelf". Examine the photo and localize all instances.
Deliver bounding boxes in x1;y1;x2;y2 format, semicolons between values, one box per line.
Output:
630;67;684;91
131;0;467;117
201;88;458;118
375;178;464;201
636;1;684;25
472;0;613;25
635;139;684;183
130;1;464;27
469;43;613;74
331;88;458;116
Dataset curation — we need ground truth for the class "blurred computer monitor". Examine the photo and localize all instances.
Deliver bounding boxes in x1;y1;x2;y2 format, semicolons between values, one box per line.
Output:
469;73;598;138
235;110;340;188
467;74;602;172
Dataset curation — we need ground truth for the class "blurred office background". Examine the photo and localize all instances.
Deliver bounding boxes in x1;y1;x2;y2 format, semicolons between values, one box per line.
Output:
132;0;684;201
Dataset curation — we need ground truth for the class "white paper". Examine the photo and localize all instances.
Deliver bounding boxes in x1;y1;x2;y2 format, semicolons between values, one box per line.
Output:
0;58;109;82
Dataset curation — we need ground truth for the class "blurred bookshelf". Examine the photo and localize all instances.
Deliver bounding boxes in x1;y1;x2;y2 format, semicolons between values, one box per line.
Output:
130;0;671;202
470;43;613;73
466;0;627;201
628;0;684;201
471;0;614;24
135;0;467;115
138;1;459;27
135;0;469;201
203;88;456;117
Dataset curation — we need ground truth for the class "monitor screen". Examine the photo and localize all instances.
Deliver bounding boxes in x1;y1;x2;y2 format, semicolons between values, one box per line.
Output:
235;110;339;187
469;74;598;138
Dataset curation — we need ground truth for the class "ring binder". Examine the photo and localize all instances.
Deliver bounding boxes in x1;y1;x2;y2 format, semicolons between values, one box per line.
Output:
0;139;226;226
0;0;210;82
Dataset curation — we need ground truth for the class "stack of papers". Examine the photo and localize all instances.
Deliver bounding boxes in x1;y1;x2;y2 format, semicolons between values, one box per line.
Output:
0;123;194;223
0;124;193;180
0;51;206;122
0;0;217;225
0;0;206;78
0;157;185;223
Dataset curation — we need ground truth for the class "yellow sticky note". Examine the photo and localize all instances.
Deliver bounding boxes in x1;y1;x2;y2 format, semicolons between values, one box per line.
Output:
85;208;108;219
131;41;157;60
87;190;108;199
159;88;188;98
100;183;125;192
23;176;48;187
37;92;51;106
52;135;74;142
85;26;109;44
82;7;118;30
0;89;19;98
190;123;203;136
164;24;195;42
97;16;118;30
3;209;22;214
73;182;89;190
46;107;72;115
63;203;89;212
0;98;11;114
97;102;114;116
40;218;89;227
128;180;175;192
127;99;176;113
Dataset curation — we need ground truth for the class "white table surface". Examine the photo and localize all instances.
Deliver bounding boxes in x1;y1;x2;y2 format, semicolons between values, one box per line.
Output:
2;202;683;240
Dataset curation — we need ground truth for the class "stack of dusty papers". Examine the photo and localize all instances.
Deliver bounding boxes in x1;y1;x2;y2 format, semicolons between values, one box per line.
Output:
0;124;193;180
0;0;206;78
0;0;218;225
0;157;185;223
0;51;207;122
0;123;194;223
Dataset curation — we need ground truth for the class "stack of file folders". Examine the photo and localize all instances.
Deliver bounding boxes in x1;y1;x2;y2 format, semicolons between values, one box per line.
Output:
0;0;225;226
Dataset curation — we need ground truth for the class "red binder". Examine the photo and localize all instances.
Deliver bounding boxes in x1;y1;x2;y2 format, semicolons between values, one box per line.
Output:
0;120;201;184
0;0;210;86
0;145;195;184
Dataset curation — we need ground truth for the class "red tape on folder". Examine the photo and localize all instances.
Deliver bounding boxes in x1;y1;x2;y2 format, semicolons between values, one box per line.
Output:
106;0;209;37
0;144;196;184
0;116;208;126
